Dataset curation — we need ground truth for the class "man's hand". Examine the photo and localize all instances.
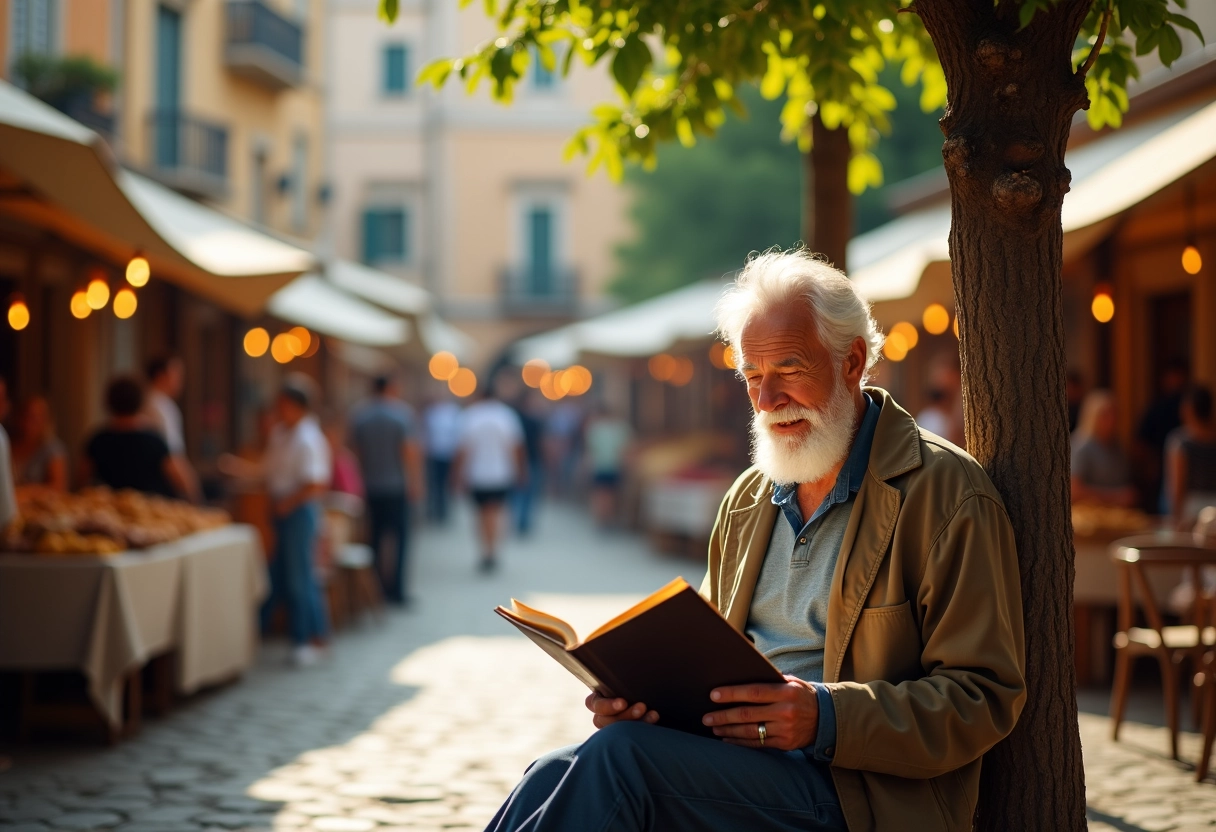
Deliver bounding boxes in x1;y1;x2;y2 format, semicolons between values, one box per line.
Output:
585;692;659;729
702;675;819;751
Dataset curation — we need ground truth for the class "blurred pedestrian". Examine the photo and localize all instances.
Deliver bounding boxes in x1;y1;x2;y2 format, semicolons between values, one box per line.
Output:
1070;390;1136;508
915;357;964;447
454;381;525;572
584;402;632;529
144;355;201;503
82;377;186;498
323;415;364;498
544;401;584;496
11;395;67;491
1167;385;1216;527
0;378;16;530
1066;369;1086;434
511;388;546;535
1137;361;1189;513
260;375;332;666
423;391;463;524
348;375;422;605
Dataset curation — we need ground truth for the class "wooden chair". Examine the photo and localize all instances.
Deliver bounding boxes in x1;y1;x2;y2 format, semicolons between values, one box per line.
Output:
1198;645;1216;781
1109;534;1216;761
324;492;384;626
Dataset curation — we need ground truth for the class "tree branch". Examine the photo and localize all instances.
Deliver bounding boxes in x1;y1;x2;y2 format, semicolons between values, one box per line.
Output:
1076;2;1112;78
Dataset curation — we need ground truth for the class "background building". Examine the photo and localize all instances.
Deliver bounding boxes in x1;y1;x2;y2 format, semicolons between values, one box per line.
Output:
327;0;631;367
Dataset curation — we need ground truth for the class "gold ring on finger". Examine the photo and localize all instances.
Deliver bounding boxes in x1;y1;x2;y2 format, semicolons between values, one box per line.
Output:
757;722;767;746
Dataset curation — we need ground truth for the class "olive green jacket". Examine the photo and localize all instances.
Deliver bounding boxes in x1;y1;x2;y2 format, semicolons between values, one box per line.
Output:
701;388;1026;832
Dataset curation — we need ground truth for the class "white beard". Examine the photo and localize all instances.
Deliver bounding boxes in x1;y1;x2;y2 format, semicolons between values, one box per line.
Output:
750;380;858;485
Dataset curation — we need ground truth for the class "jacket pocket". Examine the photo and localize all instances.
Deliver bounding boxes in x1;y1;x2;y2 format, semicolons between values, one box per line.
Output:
844;601;922;683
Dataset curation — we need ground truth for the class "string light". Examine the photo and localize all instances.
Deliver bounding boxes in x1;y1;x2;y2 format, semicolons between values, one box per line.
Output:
922;303;950;335
86;276;110;310
244;327;270;357
890;321;919;349
564;365;593;395
125;255;150;287
882;331;908;361
1181;180;1202;274
669;357;695;386
113;288;138;319
270;333;297;363
7;297;30;331
288;326;311;356
428;351;459;381
521;359;549;387
1182;245;1202;275
539;371;566;401
648;353;677;381
448;367;477;397
70;290;91;319
953;316;960;339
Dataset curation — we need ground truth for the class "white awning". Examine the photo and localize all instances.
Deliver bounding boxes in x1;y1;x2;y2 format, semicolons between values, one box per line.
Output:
0;80;315;316
850;99;1215;310
511;280;726;366
267;275;410;347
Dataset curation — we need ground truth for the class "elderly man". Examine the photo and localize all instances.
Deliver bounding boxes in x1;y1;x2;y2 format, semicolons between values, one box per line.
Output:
487;251;1025;832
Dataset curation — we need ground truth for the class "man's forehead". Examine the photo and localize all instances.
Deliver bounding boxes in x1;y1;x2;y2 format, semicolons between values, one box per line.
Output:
739;306;823;362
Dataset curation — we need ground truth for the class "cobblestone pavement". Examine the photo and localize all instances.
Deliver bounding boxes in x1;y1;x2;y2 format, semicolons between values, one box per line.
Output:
3;502;1215;831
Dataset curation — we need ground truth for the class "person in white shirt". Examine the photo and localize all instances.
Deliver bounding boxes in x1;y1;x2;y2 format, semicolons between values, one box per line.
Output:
454;380;525;572
259;375;333;666
144;355;201;502
423;393;464;524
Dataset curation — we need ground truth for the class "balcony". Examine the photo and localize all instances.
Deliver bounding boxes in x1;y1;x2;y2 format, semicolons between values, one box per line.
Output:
145;111;229;200
500;266;580;318
225;0;304;91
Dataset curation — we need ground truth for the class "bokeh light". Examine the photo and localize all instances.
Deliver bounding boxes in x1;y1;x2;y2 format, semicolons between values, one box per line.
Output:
669;357;695;386
890;321;919;349
649;353;677;381
289;326;311;356
70;290;91;319
448;367;477;397
882;331;909;361
125;256;150;287
86;277;110;310
539;371;566;401
271;333;297;364
302;331;321;358
7;299;29;331
521;359;550;388
563;365;593;395
113;288;138;319
1182;245;1202;275
953;316;960;339
922;303;950;335
429;351;460;381
1091;293;1115;323
244;327;270;357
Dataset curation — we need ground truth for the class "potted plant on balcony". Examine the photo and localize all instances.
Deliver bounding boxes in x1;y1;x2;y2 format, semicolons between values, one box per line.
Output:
13;54;119;136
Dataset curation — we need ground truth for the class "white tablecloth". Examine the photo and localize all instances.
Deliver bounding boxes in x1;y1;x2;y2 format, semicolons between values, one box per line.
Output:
0;524;266;728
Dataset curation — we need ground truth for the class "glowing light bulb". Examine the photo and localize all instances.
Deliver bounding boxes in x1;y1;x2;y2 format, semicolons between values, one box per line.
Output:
1091;293;1115;323
113;288;138;319
244;327;270;357
882;331;908;362
428;351;460;381
1182;245;1202;275
521;359;549;388
288;326;311;356
448;367;477;397
70;290;91;319
922;303;950;335
86;278;110;310
8;299;30;331
271;333;297;364
126;256;150;287
890;321;919;349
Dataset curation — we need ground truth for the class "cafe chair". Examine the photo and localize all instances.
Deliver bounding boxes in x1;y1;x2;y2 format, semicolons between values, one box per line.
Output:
1197;647;1216;782
323;492;384;627
1109;535;1216;761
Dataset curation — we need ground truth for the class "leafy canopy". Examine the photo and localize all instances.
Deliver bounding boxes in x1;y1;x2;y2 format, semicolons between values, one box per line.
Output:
388;0;1202;191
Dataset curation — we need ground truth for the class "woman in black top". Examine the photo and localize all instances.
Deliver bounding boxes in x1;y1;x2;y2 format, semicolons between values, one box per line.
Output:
82;377;186;499
1168;385;1216;528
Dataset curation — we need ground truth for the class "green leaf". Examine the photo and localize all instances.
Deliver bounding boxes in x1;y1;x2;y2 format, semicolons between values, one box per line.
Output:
847;151;883;195
416;58;454;88
1166;12;1205;43
676;117;696;147
1157;25;1183;66
378;0;399;24
611;35;652;95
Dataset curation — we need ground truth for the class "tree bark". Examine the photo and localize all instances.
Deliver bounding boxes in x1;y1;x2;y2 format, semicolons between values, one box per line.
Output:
915;1;1094;830
801;114;852;270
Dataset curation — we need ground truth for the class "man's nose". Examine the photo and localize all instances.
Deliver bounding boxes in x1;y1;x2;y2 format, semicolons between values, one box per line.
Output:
755;376;787;412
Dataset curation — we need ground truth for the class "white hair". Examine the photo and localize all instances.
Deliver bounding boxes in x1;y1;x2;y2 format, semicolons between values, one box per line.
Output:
714;250;884;385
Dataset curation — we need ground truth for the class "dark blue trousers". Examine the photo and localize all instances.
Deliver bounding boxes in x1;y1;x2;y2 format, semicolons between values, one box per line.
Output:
260;502;329;646
367;491;409;603
486;722;846;832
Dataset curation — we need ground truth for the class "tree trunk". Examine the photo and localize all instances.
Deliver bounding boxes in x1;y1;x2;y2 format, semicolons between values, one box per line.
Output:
915;1;1094;829
801;114;852;270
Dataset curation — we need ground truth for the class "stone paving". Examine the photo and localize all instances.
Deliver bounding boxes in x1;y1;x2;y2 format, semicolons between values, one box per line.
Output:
1;501;1215;831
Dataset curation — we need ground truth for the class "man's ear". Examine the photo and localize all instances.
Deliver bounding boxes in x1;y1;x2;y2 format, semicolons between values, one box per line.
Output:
843;336;867;385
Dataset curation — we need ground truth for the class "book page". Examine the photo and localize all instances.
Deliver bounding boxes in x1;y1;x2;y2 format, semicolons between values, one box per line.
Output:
497;599;580;649
583;577;692;643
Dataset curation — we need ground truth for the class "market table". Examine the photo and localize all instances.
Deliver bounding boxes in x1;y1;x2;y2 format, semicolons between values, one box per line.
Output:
0;524;266;736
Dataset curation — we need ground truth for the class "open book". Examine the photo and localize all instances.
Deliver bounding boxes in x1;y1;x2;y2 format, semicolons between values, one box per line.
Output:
496;577;784;736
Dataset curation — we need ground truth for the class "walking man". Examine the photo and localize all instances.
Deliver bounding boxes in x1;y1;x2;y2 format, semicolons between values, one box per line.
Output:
454;376;526;572
423;392;463;524
349;374;422;605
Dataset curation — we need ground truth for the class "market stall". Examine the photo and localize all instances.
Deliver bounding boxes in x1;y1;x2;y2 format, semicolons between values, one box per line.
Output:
0;490;266;740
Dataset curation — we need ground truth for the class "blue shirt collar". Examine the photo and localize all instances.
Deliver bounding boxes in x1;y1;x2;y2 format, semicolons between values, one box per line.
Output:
771;392;881;533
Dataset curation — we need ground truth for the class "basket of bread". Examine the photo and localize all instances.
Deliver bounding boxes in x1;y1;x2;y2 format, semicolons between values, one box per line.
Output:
1;487;231;556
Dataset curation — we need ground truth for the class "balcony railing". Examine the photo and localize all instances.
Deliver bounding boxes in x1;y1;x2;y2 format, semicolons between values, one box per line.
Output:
225;0;304;90
500;266;580;317
145;110;229;199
